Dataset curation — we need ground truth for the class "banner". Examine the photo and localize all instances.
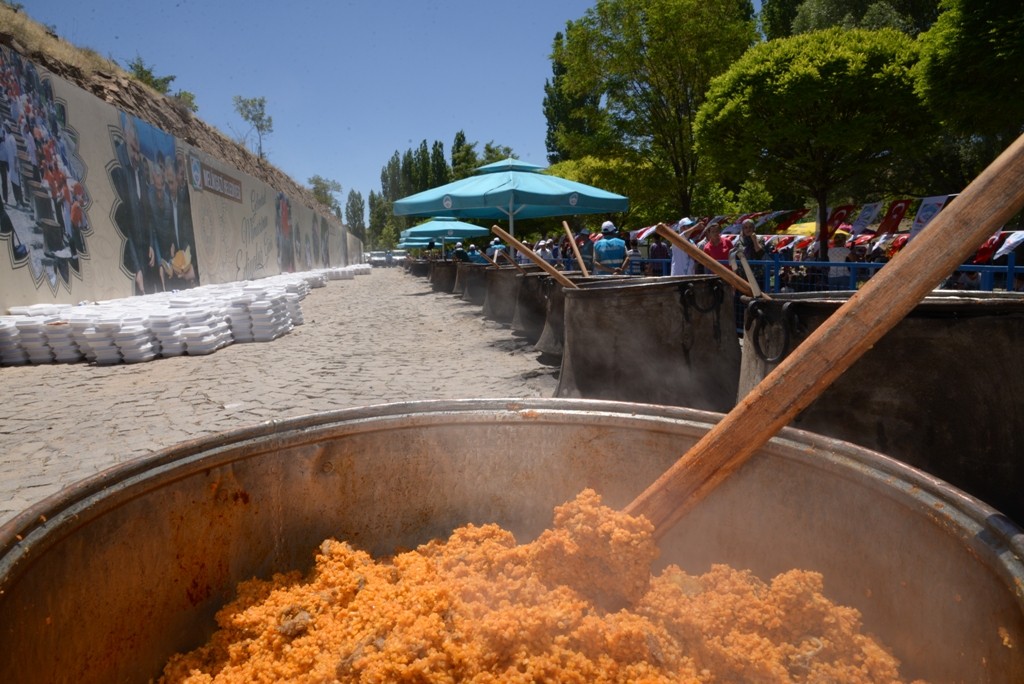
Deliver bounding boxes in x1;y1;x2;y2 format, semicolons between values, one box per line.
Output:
849;202;883;236
908;195;949;241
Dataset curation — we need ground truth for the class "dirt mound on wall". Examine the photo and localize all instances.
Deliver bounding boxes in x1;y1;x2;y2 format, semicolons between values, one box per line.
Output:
0;20;330;219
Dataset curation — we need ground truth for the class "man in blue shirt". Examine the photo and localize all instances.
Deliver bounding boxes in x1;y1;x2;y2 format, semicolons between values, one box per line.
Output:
594;221;627;274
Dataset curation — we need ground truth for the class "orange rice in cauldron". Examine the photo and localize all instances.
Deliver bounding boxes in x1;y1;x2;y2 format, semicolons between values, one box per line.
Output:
160;489;924;683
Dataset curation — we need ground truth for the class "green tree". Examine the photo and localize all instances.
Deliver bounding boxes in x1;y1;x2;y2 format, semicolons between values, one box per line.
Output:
916;0;1024;155
171;90;198;113
480;142;514;165
429;141;450;188
558;0;758;218
126;55;198;112
232;95;273;160
450;130;479;180
380;152;402;202
695;28;933;258
775;0;939;37
345;190;367;243
543;31;608;163
308;175;342;214
367;190;389;249
413;140;431;192
760;0;803;39
125;55;175;93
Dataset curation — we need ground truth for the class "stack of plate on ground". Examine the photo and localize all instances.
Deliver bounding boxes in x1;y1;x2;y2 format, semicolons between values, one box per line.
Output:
65;308;98;363
43;320;84;363
148;310;188;357
87;313;125;365
0;317;29;365
284;292;304;325
223;292;256;343
304;272;327;288
15;317;55;364
245;286;292;342
114;318;158;364
179;304;232;356
325;267;352;281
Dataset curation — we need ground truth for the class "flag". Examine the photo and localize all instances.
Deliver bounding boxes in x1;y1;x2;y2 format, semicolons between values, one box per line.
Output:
876;199;913;234
773;208;810;233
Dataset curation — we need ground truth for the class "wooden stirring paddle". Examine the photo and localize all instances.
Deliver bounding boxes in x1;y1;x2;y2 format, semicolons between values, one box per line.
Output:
491;225;578;289
627;133;1024;539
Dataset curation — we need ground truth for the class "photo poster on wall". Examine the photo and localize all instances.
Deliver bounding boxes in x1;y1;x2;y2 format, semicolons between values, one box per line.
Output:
0;45;351;313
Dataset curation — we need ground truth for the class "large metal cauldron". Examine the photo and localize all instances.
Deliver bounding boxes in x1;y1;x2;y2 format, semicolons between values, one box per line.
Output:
482;263;541;324
428;259;457;293
534;273;633;358
407;259;430;277
558;276;741;412
1;399;1021;684
740;290;1024;526
457;262;489;304
511;270;555;343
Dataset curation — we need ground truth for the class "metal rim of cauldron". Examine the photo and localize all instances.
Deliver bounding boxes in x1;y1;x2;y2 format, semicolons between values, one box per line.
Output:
3;397;1021;572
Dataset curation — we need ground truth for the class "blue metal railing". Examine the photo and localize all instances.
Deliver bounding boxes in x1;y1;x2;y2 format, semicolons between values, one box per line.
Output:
555;253;1022;293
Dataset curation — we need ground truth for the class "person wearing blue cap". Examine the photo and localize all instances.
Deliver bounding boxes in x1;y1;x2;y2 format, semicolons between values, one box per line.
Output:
594;220;627;274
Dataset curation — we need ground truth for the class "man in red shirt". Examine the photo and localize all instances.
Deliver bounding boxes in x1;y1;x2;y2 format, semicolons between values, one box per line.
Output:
702;223;731;261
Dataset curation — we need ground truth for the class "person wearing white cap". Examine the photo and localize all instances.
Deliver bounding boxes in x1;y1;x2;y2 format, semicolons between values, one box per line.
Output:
670;217;704;276
537;238;555;264
453;241;469;262
594;221;627;274
486;236;507;261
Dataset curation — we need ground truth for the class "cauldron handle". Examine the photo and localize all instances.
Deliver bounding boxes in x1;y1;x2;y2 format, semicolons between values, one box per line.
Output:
626;132;1024;539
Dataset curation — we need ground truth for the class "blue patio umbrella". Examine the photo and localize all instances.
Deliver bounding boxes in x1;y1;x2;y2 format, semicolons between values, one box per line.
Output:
400;217;491;241
393;158;629;236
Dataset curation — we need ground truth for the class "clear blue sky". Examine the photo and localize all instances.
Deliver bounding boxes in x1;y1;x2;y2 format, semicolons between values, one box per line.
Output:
26;0;600;216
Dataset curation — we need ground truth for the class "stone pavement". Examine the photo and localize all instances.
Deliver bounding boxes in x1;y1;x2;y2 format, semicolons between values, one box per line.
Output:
0;267;559;526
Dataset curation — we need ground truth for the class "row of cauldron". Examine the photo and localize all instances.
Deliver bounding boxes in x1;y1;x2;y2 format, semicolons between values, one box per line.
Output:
414;257;1024;528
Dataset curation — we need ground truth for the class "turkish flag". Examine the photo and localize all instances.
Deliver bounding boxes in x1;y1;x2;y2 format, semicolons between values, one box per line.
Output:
877;199;913;234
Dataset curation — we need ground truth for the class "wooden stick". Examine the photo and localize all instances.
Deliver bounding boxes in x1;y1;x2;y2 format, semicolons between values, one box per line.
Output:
655;223;757;298
562;221;590;277
491;225;579;289
495;248;527;273
627;132;1024;539
737;251;765;299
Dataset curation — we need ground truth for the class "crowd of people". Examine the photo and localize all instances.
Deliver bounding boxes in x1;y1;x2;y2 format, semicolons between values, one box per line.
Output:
407;213;1024;293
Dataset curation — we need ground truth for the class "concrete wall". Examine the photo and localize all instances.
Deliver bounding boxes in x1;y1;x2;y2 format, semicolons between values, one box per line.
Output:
0;46;357;312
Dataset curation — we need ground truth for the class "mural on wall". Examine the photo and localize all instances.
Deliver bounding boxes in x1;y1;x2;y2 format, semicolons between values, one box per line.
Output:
0;45;94;293
0;46;356;313
107;112;199;295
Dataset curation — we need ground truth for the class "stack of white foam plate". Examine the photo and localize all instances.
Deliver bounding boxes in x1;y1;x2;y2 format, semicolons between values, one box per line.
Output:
88;313;124;365
224;293;255;343
43;320;84;363
114;322;158;364
0;317;29;366
148;310;187;357
305;272;327;288
66;308;98;363
284;292;304;326
15;317;55;364
181;319;232;355
247;290;292;342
